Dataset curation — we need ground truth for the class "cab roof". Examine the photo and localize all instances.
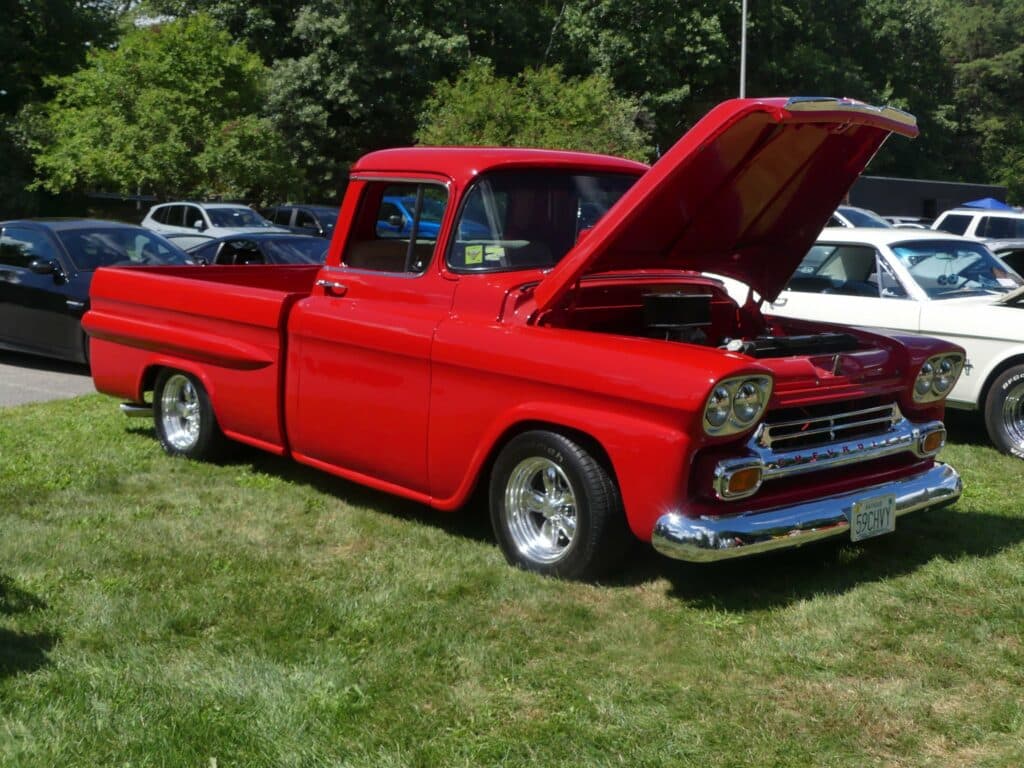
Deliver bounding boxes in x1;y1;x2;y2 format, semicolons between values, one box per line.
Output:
351;146;648;185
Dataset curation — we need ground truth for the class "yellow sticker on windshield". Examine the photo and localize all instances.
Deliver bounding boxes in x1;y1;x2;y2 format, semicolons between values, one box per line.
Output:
465;245;483;265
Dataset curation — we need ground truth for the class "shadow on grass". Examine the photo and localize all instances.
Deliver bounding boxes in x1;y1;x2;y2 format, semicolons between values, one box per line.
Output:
124;426;1024;608
124;425;495;545
0;575;56;678
944;409;992;449
615;504;1024;610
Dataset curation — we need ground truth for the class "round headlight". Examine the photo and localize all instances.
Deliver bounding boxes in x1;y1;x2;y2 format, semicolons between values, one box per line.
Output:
732;380;762;424
932;358;956;394
705;386;731;428
915;361;934;397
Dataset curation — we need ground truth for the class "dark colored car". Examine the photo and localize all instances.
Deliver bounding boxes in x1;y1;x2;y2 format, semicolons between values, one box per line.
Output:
186;233;329;266
989;239;1024;276
261;204;339;238
0;219;193;364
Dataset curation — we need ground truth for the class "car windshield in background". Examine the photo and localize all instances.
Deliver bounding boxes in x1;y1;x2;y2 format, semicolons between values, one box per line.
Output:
264;238;329;264
448;170;638;272
207;207;272;228
891;241;1023;299
57;228;191;271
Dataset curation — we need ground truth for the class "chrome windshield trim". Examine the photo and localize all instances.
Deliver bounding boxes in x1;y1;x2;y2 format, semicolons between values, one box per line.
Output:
652;462;961;563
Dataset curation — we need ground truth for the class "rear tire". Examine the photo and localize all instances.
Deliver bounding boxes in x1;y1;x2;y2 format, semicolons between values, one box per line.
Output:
984;365;1024;458
489;430;630;580
153;369;227;460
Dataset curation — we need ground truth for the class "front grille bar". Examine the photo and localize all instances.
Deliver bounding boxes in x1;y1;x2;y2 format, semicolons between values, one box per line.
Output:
758;403;900;450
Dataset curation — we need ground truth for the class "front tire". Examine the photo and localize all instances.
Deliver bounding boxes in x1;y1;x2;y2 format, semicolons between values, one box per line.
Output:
489;431;629;580
984;365;1024;458
153;369;226;460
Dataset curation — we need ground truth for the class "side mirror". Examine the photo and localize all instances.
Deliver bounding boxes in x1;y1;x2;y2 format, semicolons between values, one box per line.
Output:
193;220;207;231
29;258;58;276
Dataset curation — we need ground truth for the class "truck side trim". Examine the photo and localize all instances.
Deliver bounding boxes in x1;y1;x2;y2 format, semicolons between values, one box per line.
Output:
85;310;275;370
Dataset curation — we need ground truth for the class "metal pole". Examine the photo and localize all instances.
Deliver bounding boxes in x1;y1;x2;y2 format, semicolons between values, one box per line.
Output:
740;0;748;98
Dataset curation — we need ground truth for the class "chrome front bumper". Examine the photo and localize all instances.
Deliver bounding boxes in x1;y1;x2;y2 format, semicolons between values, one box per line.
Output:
651;462;962;563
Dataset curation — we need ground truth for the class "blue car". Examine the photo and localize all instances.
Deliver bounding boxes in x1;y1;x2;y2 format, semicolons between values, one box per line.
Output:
376;196;489;240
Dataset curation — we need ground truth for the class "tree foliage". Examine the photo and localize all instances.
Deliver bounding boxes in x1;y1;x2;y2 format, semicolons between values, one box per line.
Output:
415;59;651;160
28;14;300;200
1;0;118;216
10;0;1024;206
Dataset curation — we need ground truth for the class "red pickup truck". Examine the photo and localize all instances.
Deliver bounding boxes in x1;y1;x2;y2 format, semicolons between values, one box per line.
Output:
85;97;965;579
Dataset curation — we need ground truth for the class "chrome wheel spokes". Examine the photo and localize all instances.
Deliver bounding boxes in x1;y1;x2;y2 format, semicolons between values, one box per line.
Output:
160;374;202;451
503;458;579;564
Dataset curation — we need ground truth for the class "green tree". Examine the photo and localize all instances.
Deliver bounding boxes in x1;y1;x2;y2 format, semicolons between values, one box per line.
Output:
28;14;300;200
1;0;118;216
143;0;566;197
934;0;1024;200
415;59;652;160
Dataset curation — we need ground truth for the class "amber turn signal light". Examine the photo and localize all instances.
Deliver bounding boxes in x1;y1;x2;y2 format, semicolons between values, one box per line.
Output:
920;429;945;455
726;466;763;497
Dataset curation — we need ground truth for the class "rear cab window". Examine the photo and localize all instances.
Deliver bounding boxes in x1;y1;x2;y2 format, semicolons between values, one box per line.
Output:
342;182;448;274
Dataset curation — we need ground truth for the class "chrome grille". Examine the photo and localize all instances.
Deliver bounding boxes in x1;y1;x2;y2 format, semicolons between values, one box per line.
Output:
757;403;901;451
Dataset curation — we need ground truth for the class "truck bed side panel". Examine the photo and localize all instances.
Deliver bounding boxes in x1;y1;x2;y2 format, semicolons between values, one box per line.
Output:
85;265;320;452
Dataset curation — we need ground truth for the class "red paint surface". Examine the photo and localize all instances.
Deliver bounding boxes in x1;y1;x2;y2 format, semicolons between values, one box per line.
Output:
84;98;957;543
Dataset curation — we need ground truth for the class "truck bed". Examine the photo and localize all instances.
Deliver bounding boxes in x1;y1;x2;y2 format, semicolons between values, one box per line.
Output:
85;264;321;454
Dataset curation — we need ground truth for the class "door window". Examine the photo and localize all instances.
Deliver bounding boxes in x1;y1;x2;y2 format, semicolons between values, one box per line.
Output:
275;208;293;226
934;214;972;235
343;182;448;273
0;227;59;268
296;210;318;229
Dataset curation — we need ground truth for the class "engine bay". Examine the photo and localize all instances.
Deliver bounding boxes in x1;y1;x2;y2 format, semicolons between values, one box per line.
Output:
539;277;867;358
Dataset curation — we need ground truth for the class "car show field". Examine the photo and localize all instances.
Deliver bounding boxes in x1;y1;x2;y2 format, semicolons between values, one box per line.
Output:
1;394;1022;766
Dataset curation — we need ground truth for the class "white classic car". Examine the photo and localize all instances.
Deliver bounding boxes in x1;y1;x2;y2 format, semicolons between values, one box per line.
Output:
765;227;1024;457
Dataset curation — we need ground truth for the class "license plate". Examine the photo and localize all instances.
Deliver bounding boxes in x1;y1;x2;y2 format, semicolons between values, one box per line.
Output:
850;494;896;542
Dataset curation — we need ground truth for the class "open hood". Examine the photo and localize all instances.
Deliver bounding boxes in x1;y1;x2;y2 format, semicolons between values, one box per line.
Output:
533;97;918;312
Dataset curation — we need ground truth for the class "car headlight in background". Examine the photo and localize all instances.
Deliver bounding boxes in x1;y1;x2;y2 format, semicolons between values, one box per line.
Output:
703;375;773;436
913;353;964;403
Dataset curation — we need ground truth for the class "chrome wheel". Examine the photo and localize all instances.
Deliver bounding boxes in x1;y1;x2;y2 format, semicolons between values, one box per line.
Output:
502;457;578;564
159;373;202;451
1000;380;1024;452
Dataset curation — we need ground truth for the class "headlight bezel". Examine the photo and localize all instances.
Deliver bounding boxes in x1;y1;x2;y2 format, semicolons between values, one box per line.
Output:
913;353;964;403
703;375;774;437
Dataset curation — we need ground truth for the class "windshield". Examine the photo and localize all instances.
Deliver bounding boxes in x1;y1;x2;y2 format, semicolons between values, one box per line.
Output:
58;227;192;271
839;207;892;228
206;207;273;228
263;238;329;264
447;170;638;271
891;240;1023;299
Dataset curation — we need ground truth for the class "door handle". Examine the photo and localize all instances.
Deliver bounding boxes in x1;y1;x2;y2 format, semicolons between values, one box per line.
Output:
315;279;347;297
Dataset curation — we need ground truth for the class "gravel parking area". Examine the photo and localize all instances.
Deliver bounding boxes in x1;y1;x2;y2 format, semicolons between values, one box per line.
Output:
0;351;96;407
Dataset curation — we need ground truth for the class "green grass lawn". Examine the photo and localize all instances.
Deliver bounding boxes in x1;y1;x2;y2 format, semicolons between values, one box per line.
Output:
1;396;1023;767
